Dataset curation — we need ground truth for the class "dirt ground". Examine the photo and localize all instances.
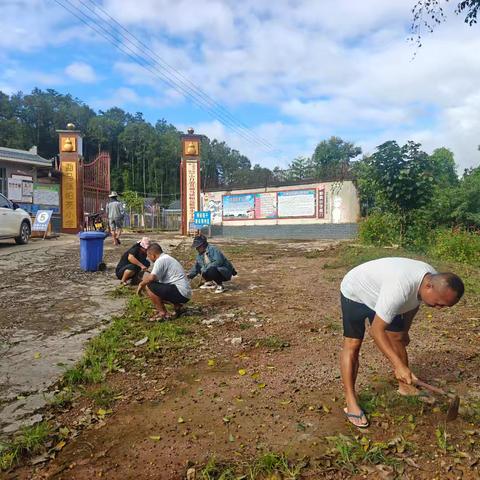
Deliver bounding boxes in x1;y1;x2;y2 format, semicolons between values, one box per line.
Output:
2;238;480;479
0;234;182;435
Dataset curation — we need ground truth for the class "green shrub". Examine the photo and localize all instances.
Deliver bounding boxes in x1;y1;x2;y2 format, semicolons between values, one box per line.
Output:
429;229;480;266
358;212;401;246
402;215;435;253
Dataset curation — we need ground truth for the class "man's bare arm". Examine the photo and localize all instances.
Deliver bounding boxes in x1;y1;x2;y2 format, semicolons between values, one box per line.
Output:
369;315;416;384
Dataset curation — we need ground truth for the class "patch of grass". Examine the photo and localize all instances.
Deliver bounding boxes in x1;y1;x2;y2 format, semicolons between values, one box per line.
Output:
109;285;132;298
358;388;380;415
325;434;402;474
0;422;51;471
86;386;117;407
199;453;306;480
322;245;412;270
247;452;305;479
47;388;74;408
147;323;190;351
256;336;290;350
62;295;153;386
239;322;252;330
222;245;249;256
200;457;236;480
435;424;449;452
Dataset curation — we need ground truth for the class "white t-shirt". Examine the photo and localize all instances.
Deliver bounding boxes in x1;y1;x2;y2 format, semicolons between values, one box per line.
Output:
151;254;192;299
340;257;436;324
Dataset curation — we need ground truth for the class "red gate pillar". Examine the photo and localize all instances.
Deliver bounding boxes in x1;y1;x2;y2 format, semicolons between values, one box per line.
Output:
180;128;201;235
57;123;84;234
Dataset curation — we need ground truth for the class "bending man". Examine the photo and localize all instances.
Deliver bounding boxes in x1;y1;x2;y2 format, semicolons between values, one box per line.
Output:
340;257;464;428
137;243;191;321
187;235;237;294
115;236;150;286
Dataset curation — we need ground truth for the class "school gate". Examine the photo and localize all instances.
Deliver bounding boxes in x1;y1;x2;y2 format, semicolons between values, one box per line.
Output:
83;151;111;221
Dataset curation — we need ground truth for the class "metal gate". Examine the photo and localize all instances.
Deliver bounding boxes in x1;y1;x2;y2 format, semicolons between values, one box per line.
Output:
83;151;111;217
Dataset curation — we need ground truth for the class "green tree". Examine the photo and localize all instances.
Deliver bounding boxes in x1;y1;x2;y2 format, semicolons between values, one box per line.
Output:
286;156;313;181
311;136;361;179
429;147;458;187
364;140;434;238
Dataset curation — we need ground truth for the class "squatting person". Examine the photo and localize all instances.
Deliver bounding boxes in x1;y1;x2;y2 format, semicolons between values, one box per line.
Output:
106;191;125;246
137;243;191;321
115;236;151;286
187;235;237;294
340;257;464;428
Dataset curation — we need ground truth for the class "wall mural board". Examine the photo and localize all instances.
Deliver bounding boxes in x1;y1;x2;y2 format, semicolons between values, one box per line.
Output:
223;194;255;220
254;192;277;219
203;192;223;225
277;189;316;218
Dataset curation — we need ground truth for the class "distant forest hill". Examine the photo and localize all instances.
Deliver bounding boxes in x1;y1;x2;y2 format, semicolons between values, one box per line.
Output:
0;88;363;203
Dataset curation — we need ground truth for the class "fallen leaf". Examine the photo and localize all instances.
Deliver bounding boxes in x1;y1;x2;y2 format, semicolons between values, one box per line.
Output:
208;359;215;367
257;383;266;389
178;417;185;423
238;369;247;376
34;352;41;359
54;440;66;451
223;417;230;423
149;436;161;441
228;433;235;442
280;400;291;405
251;372;260;379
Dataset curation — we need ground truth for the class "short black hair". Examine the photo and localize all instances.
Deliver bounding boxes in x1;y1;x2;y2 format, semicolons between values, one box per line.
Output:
147;243;163;255
433;272;465;300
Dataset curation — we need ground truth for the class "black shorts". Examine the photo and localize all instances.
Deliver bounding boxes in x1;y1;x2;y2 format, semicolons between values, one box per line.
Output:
116;263;141;279
147;282;190;305
340;293;406;339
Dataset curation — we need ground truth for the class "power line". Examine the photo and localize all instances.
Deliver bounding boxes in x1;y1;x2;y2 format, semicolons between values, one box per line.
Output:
83;0;275;151
53;0;276;154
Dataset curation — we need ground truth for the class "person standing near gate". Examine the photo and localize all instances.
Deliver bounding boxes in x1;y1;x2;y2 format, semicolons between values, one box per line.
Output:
106;191;125;246
187;235;237;293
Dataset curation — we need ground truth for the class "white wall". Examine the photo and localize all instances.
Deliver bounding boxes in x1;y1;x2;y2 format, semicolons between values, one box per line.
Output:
201;180;360;226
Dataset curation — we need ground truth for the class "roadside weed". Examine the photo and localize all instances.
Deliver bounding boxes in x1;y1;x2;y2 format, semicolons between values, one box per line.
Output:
0;422;51;471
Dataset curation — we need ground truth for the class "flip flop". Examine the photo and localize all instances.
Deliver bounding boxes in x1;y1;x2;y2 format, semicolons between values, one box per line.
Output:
148;312;172;322
344;408;369;428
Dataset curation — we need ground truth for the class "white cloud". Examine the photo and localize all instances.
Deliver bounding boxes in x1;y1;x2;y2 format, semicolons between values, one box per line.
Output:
2;0;480;171
65;62;97;83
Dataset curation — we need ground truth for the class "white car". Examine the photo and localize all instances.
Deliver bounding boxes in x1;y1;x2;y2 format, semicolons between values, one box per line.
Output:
0;193;32;244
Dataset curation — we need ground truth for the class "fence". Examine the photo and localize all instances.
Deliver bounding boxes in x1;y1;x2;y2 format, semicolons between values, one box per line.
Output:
124;208;181;232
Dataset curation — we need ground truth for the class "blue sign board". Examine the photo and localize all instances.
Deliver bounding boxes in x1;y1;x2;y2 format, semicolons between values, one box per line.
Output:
193;211;211;227
32;210;53;232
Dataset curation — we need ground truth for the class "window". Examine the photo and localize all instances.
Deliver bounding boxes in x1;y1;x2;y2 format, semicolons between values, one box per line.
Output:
0;168;6;196
0;193;11;209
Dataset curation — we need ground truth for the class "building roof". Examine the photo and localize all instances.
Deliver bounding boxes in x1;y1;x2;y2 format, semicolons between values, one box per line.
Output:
0;146;51;167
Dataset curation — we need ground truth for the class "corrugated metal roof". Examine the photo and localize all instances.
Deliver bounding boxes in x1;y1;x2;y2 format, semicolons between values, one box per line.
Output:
0;146;51;167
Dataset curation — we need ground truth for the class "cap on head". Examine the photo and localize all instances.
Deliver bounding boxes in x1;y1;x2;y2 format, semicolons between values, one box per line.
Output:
109;191;118;198
192;235;208;248
139;236;150;249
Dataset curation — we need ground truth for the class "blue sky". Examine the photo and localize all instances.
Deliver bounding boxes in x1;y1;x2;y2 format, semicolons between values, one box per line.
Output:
2;0;480;171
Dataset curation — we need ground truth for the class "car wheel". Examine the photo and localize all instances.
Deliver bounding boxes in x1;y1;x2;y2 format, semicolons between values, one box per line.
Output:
15;221;31;245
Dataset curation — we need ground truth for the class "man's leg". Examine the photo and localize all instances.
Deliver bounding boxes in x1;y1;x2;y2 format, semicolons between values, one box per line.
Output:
145;286;168;316
121;268;136;284
116;227;122;244
340;337;367;425
202;266;225;285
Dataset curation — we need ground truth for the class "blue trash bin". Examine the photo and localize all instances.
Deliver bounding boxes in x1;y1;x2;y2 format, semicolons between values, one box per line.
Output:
79;231;107;272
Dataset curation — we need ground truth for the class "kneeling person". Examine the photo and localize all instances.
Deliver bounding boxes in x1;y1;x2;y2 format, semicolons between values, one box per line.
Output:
138;243;191;320
115;236;150;285
188;235;237;294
